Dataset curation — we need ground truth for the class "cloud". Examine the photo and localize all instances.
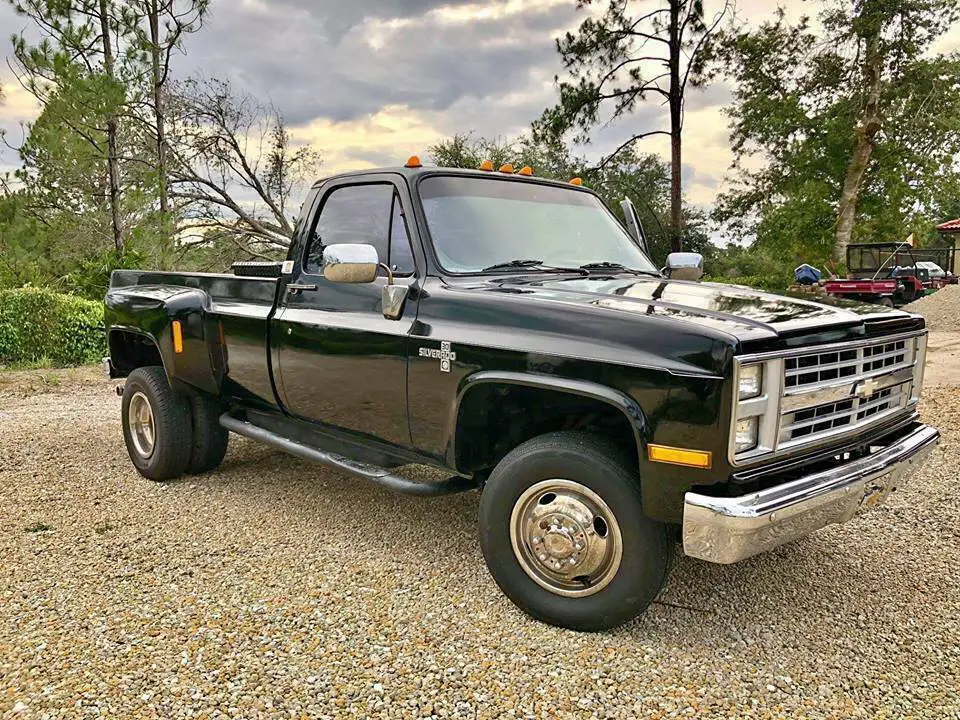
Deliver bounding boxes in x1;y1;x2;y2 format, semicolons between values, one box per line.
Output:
4;0;960;213
179;0;579;127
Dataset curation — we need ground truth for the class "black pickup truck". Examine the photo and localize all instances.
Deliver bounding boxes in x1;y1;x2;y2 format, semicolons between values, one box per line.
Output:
104;159;939;631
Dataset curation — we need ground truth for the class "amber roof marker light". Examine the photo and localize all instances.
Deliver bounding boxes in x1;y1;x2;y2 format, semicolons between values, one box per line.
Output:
498;163;514;174
404;155;423;168
479;159;494;171
570;177;583;186
518;166;533;176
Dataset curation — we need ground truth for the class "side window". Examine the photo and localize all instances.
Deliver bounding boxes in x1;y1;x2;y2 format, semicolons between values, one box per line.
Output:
304;184;394;274
388;193;415;276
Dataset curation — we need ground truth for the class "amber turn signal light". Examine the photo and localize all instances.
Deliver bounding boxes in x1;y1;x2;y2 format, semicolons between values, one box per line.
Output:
647;444;712;469
172;320;184;354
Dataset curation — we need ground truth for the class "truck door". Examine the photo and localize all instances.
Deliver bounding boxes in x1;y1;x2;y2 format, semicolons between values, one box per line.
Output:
271;176;419;446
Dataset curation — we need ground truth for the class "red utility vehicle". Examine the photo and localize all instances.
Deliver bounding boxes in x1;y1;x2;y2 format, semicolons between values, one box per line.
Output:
824;242;949;307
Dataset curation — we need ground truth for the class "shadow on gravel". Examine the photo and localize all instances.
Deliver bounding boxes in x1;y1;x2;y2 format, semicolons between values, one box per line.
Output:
165;435;922;650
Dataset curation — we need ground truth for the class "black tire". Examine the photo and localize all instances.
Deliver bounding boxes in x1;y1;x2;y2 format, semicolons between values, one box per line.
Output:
121;366;193;481
877;297;895;308
186;392;229;474
479;431;671;632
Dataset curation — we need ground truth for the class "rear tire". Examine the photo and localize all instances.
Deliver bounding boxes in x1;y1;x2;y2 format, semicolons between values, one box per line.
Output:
121;366;193;481
479;431;671;631
186;392;229;474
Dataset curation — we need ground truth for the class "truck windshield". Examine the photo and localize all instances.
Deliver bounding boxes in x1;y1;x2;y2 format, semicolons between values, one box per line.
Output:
419;176;659;275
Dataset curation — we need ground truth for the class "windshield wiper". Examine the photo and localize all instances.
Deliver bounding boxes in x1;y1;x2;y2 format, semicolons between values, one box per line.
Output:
482;259;589;275
579;262;661;277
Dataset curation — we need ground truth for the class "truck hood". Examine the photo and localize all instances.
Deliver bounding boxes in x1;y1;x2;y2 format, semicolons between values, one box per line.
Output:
477;275;918;344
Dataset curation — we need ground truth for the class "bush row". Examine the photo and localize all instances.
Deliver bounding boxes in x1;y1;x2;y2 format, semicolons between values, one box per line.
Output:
702;274;791;294
0;287;105;367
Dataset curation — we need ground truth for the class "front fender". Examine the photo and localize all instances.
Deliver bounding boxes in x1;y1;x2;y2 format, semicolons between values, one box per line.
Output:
449;370;649;471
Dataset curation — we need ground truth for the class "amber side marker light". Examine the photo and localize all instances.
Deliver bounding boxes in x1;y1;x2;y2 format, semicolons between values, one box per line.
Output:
570;177;583;186
499;163;514;174
405;155;422;168
518;166;533;176
172;320;184;354
647;444;712;469
479;159;494;171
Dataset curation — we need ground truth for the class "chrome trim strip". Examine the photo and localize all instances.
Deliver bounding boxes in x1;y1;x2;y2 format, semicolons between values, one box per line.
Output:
684;423;939;563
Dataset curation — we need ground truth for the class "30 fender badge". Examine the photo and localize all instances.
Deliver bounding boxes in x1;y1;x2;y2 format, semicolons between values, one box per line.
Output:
419;341;457;372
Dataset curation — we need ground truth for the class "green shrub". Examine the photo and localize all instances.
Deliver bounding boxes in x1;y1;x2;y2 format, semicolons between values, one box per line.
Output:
703;274;791;294
0;287;105;367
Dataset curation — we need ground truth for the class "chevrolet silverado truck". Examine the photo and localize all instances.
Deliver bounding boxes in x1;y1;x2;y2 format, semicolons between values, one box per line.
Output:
104;158;939;631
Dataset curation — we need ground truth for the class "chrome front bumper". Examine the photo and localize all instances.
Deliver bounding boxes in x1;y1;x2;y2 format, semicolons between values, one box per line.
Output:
683;423;940;564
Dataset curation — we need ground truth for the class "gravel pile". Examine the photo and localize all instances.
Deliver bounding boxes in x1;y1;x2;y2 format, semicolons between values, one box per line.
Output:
903;284;960;331
2;371;959;719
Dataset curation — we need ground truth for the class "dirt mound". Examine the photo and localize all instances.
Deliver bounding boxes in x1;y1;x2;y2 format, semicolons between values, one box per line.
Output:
902;284;960;332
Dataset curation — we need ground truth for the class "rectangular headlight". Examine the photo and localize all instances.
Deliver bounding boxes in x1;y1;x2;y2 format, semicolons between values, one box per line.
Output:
735;417;759;452
738;364;762;400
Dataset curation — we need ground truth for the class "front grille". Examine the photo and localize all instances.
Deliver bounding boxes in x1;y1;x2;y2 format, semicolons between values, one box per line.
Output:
784;339;908;390
779;381;911;447
732;331;925;465
778;338;916;450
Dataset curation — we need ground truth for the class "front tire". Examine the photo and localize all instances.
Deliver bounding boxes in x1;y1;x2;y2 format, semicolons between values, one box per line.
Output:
479;431;671;631
121;366;193;481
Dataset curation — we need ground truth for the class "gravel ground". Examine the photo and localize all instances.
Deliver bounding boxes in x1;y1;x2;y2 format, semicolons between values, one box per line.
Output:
2;363;959;718
903;284;960;331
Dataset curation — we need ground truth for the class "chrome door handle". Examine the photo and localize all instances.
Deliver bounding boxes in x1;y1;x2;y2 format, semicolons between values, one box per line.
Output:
287;283;318;293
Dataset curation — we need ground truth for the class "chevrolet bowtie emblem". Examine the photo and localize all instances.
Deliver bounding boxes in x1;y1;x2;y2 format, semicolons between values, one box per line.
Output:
854;377;880;399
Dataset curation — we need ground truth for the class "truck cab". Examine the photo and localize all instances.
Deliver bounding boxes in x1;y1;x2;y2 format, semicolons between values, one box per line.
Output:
104;159;939;631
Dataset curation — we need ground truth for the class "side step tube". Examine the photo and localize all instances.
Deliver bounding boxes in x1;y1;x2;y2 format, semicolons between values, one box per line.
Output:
219;414;478;496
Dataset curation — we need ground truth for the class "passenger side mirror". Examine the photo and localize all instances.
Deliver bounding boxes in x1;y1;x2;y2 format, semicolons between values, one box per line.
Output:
323;244;379;284
663;252;704;281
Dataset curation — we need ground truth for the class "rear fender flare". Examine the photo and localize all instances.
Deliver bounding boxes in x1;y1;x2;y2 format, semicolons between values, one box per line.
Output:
104;286;220;393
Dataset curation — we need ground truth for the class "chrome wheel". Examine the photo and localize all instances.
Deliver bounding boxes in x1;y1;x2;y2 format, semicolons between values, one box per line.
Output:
509;479;623;598
128;391;156;458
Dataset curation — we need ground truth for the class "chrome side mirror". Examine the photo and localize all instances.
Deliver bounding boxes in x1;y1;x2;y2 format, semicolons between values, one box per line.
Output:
663;252;704;281
322;243;379;284
321;242;409;320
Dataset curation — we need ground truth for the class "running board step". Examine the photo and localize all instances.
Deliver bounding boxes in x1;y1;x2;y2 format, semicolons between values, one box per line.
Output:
219;414;477;496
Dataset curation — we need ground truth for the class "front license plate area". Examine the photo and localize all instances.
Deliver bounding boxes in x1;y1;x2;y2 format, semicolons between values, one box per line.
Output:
860;472;894;509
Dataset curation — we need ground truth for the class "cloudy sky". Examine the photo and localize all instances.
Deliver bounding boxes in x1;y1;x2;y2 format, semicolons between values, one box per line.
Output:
1;0;959;210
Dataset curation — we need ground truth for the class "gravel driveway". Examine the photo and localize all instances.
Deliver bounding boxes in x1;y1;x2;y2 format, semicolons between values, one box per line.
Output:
2;356;959;718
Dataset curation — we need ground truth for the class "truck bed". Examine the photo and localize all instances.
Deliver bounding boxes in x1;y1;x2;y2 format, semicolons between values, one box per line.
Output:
107;270;280;407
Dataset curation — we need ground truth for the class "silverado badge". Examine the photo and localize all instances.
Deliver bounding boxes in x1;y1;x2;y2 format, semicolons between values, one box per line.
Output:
419;341;456;372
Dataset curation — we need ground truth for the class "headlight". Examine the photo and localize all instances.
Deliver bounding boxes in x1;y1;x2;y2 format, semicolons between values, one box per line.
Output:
735;417;759;453
738;364;762;400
